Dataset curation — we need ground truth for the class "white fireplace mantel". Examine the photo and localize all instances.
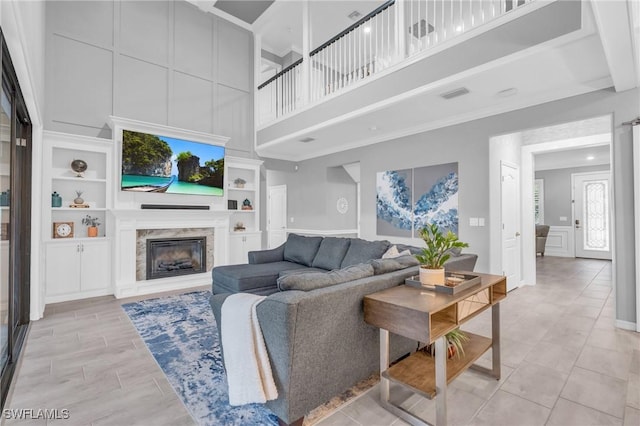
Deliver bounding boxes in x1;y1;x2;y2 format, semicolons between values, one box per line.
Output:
112;208;229;298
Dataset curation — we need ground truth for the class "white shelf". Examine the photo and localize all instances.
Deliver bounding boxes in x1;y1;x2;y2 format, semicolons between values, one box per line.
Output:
52;176;106;183
46;237;110;243
51;207;108;211
229;209;256;213
228;187;256;192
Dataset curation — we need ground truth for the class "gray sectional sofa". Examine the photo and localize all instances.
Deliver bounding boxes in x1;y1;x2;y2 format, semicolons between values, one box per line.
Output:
209;234;478;425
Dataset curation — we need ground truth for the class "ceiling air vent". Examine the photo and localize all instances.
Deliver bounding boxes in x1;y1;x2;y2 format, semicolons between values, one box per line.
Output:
299;137;315;143
348;10;362;20
439;87;470;100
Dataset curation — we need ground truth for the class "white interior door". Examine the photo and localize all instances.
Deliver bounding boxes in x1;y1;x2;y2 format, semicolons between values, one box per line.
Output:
501;162;521;291
573;172;612;260
268;185;287;248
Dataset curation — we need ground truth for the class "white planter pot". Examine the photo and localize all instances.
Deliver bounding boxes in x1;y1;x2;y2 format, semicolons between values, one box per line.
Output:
419;267;445;285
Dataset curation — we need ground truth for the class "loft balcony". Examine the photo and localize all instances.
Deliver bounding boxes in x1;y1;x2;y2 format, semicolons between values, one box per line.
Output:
253;0;621;160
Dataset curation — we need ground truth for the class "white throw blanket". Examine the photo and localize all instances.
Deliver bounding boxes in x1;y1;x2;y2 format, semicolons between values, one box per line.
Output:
221;293;278;406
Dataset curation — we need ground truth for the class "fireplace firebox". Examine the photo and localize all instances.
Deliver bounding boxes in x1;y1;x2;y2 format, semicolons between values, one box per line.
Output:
146;237;206;280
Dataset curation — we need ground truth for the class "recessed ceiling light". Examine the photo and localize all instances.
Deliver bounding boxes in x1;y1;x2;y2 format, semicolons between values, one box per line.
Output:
496;87;518;98
363;26;371;34
587;155;595;160
348;10;362;20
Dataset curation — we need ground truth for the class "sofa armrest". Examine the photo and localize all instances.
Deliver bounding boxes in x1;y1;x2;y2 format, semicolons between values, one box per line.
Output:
248;243;285;264
444;253;478;272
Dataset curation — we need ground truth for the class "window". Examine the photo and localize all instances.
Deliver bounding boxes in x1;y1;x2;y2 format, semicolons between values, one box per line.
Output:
534;179;544;225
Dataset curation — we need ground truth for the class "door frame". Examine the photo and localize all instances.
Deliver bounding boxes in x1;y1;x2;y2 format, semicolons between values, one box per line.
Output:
632;125;640;332
521;133;612;286
571;171;612;260
267;184;287;248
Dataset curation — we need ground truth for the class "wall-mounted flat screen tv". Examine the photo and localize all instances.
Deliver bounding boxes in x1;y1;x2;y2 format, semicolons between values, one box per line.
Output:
121;130;224;196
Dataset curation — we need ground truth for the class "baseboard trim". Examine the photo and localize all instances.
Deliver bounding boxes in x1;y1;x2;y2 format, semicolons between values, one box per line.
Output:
615;319;637;331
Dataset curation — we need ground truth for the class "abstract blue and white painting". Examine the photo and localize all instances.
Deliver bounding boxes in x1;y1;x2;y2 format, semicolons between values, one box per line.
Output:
376;163;459;237
376;169;413;237
413;162;459;237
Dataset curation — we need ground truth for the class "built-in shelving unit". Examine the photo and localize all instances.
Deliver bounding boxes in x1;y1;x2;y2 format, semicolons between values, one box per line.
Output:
44;132;112;241
226;156;263;264
43;131;113;302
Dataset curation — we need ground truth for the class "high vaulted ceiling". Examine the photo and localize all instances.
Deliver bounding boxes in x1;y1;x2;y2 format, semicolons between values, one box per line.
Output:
255;0;640;161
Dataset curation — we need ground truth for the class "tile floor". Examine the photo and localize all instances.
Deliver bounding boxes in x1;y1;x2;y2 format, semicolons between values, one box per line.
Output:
4;257;639;426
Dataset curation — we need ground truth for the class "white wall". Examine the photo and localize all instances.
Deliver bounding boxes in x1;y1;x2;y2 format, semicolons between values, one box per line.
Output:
45;0;255;157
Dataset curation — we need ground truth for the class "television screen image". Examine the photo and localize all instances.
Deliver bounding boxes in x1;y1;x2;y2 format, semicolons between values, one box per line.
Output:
121;130;225;196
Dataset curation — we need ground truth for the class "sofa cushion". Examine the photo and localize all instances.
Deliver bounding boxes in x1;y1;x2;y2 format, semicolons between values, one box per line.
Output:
382;245;412;259
283;234;323;267
312;237;351;270
212;261;310;293
369;255;419;275
277;264;374;292
341;238;391;268
278;267;329;278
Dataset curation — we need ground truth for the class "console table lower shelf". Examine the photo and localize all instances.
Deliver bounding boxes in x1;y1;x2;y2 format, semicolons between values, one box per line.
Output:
364;272;506;426
383;332;492;399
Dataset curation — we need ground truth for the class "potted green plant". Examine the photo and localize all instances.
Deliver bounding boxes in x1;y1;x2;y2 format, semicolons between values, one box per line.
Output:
424;328;469;359
233;178;246;188
82;215;100;237
415;223;468;285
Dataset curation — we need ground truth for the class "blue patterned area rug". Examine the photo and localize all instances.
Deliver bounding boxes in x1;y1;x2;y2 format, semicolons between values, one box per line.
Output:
122;291;279;426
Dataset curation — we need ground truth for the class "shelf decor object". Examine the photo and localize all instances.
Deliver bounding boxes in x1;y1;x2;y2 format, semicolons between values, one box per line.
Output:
71;159;88;177
70;190;89;208
51;191;62;207
241;198;253;210
53;221;74;239
81;215;100;238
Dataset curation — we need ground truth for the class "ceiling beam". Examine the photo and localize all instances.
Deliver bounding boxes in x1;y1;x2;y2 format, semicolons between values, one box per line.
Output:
591;0;638;91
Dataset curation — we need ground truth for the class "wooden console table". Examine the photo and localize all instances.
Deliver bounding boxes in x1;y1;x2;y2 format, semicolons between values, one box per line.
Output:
364;272;506;426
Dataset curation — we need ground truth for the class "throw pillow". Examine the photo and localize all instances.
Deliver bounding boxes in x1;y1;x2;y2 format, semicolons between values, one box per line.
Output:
382;245;400;259
277;264;374;292
383;245;413;258
369;255;419;275
341;238;391;268
312;237;351;270
283;234;323;267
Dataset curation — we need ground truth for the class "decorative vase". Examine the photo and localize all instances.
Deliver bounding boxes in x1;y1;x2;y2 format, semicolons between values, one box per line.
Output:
87;226;98;237
51;192;62;207
74;195;84;204
419;267;445;285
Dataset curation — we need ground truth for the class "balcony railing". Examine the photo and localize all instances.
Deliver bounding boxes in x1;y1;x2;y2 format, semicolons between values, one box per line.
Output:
258;0;535;126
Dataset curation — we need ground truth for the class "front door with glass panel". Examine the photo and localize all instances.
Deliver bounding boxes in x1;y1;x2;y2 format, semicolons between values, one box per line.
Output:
573;171;612;260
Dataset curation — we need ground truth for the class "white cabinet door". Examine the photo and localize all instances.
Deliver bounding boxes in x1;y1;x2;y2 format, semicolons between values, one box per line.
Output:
46;242;81;296
228;233;262;265
228;234;247;265
80;240;111;291
244;233;262;254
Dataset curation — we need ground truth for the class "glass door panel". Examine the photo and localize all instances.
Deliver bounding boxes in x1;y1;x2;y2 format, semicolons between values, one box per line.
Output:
0;84;10;371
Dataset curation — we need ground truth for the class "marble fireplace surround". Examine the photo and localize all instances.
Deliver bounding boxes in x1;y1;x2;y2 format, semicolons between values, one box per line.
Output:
136;228;215;281
113;209;229;298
